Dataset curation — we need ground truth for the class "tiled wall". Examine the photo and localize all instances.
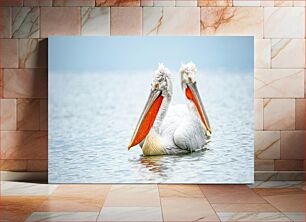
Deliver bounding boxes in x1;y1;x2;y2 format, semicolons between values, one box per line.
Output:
0;0;305;180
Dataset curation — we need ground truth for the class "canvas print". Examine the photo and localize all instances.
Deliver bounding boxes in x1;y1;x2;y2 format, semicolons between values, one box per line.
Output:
48;36;254;183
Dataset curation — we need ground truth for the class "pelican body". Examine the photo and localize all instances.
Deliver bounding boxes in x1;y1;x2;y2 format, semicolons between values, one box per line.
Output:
128;63;212;156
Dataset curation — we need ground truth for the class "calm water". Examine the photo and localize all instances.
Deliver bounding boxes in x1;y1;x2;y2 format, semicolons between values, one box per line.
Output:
49;71;254;183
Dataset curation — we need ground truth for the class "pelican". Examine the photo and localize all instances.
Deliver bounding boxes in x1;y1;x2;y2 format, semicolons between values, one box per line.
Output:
128;63;212;156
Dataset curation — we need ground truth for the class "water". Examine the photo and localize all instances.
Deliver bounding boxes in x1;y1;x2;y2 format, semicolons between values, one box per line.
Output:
49;71;254;183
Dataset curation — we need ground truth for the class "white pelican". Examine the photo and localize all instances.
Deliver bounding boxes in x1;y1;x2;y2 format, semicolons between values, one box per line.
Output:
128;63;212;156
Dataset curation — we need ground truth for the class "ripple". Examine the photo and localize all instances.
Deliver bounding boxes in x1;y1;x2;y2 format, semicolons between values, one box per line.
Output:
49;72;253;183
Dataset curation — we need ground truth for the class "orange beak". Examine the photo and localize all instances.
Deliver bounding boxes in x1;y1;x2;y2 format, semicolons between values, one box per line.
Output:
128;89;163;150
185;82;212;134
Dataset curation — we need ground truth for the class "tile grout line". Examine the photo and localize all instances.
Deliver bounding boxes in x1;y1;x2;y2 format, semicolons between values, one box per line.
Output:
253;189;295;221
197;184;223;222
205;185;294;222
157;184;165;222
258;194;293;221
95;184;112;221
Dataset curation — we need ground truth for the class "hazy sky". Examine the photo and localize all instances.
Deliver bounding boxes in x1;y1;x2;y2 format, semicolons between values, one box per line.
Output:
49;36;253;73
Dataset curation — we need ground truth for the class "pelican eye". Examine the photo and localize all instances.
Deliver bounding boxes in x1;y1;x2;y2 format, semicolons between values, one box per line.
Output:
152;83;160;89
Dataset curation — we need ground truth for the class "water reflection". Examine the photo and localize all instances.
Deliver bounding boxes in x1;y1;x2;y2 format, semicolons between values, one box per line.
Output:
49;71;254;183
139;156;164;173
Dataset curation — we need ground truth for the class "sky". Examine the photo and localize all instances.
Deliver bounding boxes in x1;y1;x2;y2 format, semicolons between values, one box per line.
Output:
49;36;253;74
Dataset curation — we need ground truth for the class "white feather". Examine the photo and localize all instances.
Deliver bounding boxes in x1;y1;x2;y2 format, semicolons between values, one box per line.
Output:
139;63;209;156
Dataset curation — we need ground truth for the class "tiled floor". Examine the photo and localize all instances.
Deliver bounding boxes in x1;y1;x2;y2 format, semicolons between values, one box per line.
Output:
0;181;305;222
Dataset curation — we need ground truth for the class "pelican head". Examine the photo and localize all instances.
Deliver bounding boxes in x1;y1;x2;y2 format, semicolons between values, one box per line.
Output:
180;62;197;88
180;62;212;134
128;64;172;150
151;63;172;97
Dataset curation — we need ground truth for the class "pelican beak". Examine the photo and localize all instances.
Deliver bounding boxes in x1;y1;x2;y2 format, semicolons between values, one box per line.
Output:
186;82;212;134
128;89;163;150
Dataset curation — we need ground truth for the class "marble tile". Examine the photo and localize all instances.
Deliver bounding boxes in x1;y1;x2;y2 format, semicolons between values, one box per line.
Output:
110;7;142;35
263;99;295;130
254;99;263;130
304;70;306;98
98;207;163;221
261;0;274;6
96;0;140;6
255;69;304;98
0;7;11;38
52;184;111;200
293;0;305;6
264;7;305;38
255;171;304;181
41;7;80;38
0;131;48;159
1;171;48;182
0;99;17;130
103;185;160;207
0;196;47;221
280;131;304;160
272;39;305;68
12;7;39;38
19;39;48;68
217;212;291;221
255;188;305;212
233;0;260;6
17;99;40;130
283;212;305;222
254;131;280;159
198;0;232;6
154;0;175;6
141;0;154;6
248;181;304;188
40;99;47;130
176;0;197;6
199;185;266;204
0;69;3;98
200;7;263;38
295;99;305;130
81;7;110;36
255;39;271;68
38;197;104;212
158;184;204;198
53;0;95;6
255;160;274;171
0;39;18;68
255;188;304;196
161;197;219;221
275;160;304;171
24;0;52;6
274;0;293;6
3;69;48;98
27;159;48;171
212;203;278;212
1;181;58;196
26;212;99;222
0;159;27;171
0;0;22;6
143;7;200;35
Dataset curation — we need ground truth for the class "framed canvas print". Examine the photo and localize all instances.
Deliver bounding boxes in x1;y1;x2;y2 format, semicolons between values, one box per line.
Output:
48;36;254;183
